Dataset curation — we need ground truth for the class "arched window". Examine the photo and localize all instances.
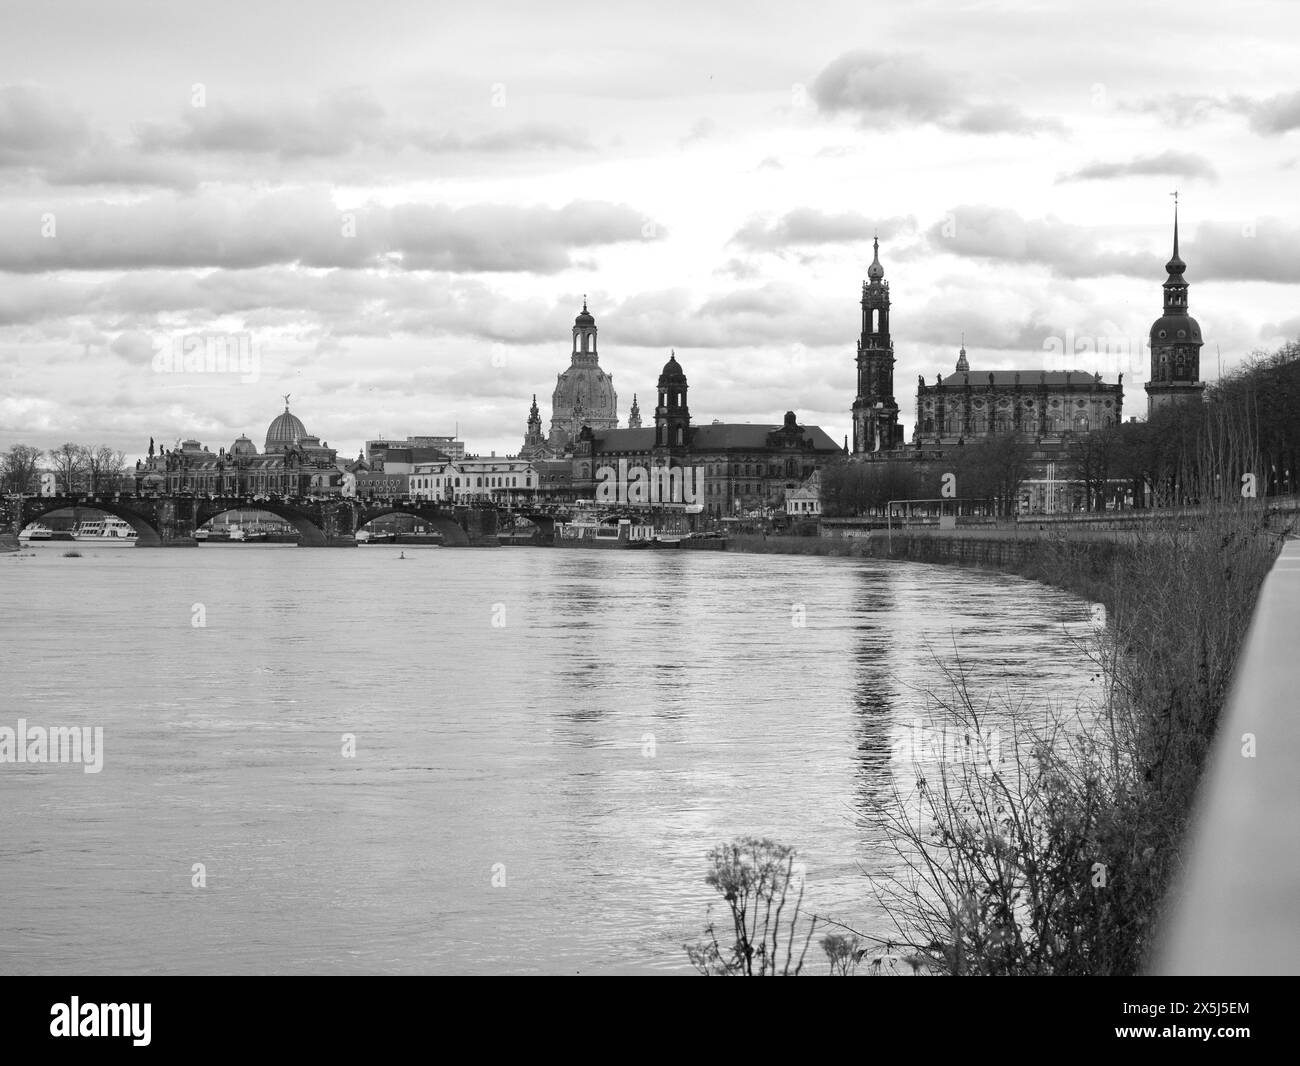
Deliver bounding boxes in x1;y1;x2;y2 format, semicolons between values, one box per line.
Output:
1073;414;1089;433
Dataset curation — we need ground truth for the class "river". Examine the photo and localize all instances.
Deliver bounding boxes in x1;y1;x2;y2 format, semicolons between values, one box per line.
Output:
0;543;1100;974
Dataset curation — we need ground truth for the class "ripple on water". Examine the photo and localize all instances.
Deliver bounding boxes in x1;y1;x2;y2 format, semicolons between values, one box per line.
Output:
0;547;1099;974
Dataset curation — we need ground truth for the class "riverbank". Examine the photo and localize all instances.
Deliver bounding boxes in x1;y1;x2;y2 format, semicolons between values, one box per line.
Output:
726;530;1122;608
727;513;1282;973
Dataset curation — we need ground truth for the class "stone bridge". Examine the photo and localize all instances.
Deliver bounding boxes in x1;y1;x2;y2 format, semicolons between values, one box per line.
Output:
3;494;499;547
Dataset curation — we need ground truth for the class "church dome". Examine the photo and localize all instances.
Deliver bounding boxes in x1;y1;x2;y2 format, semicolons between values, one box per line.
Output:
658;352;687;384
1149;314;1202;345
553;364;616;415
230;435;257;457
265;404;307;452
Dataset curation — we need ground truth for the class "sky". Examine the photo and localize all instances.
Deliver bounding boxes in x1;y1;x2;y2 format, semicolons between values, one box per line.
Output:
2;0;1298;463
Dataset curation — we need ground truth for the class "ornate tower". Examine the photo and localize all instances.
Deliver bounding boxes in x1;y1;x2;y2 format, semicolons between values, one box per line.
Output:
1146;199;1205;414
851;237;900;453
628;394;642;429
549;298;618;449
572;297;598;365
654;352;690;452
521;394;545;457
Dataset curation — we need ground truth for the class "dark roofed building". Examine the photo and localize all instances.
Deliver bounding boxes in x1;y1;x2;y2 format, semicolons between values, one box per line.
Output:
565;351;842;517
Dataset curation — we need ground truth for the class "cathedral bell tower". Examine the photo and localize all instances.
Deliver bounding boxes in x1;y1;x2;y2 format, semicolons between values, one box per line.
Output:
1146;197;1205;414
852;237;900;453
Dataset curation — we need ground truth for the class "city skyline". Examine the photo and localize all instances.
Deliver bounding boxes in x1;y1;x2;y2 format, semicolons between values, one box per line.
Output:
2;0;1299;463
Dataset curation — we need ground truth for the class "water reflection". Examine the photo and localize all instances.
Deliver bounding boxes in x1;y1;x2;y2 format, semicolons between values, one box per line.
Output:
0;546;1098;974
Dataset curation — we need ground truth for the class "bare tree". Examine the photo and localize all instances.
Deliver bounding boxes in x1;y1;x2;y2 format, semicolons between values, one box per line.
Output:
1;444;42;494
85;445;127;494
47;443;88;495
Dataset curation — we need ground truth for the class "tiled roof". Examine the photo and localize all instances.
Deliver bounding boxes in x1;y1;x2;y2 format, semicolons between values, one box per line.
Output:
592;424;840;453
932;369;1120;388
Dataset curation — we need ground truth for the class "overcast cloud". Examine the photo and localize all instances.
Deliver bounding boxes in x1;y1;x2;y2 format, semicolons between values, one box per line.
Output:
0;0;1297;456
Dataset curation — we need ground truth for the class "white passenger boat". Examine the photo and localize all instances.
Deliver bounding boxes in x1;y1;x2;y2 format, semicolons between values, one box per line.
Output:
74;517;139;542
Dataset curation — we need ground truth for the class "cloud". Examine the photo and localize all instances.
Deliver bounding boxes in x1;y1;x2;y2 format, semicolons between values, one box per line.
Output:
1123;90;1300;136
1194;218;1300;283
813;50;956;126
1056;150;1218;183
0;191;662;273
137;89;595;158
811;51;1062;135
926;204;1158;278
731;208;912;250
926;205;1300;285
1242;90;1300;135
1120;93;1226;127
950;103;1065;136
44;150;200;192
136;88;388;158
0;85;88;166
677;117;716;149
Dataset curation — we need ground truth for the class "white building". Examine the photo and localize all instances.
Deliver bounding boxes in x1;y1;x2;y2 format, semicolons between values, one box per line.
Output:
785;470;822;517
409;456;538;503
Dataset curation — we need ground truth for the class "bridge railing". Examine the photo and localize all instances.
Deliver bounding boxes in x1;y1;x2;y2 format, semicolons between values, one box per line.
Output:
1155;535;1300;975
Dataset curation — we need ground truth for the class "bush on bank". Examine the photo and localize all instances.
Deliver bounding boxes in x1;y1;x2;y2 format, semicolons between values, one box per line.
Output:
689;506;1283;975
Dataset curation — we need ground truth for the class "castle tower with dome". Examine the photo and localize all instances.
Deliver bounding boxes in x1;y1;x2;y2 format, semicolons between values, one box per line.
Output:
1145;199;1205;414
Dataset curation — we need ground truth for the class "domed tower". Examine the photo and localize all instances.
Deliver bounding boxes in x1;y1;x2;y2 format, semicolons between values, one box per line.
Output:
265;396;307;453
1146;199;1205;414
628;394;642;429
654;351;690;451
852;236;900;453
230;434;258;458
549;298;618;450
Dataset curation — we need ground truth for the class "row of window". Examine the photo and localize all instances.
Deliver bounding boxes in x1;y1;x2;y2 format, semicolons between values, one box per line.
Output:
598;459;805;478
411;474;534;490
920;414;1113;435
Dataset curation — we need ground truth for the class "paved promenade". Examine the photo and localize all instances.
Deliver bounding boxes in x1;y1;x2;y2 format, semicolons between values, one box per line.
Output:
1156;535;1300;975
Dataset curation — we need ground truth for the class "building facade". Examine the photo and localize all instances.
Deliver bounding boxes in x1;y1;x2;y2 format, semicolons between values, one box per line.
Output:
409;455;538;503
912;349;1124;445
134;400;342;496
568;352;843;517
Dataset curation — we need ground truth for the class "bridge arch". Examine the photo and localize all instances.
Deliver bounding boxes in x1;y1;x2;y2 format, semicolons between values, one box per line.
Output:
15;500;164;546
356;503;471;546
195;501;329;547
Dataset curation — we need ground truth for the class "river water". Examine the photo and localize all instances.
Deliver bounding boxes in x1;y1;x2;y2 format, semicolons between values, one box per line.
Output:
0;543;1100;974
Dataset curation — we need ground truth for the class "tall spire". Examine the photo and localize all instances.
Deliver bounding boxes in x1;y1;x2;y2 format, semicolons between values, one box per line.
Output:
956;335;969;373
1167;190;1185;275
